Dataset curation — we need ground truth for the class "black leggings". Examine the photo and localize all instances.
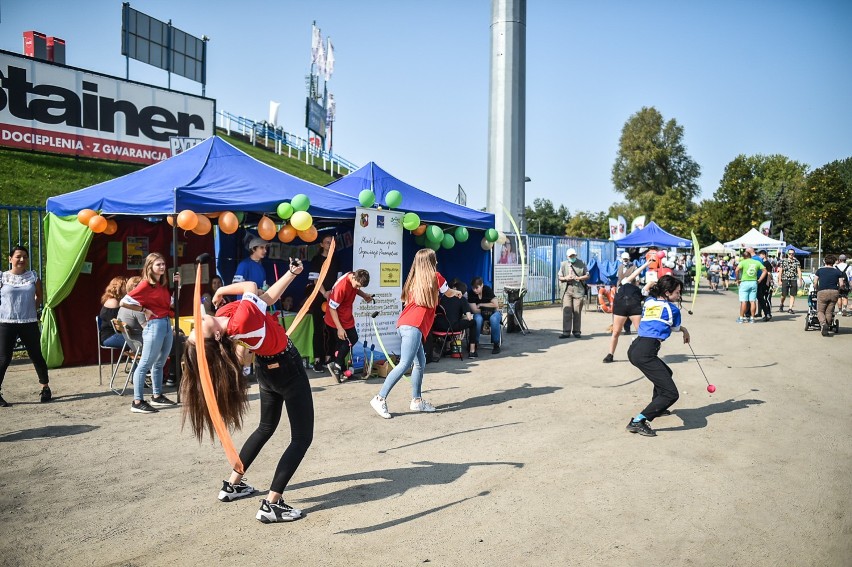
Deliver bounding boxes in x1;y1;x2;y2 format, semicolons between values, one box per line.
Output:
0;322;50;389
627;336;679;420
239;343;314;494
325;324;358;369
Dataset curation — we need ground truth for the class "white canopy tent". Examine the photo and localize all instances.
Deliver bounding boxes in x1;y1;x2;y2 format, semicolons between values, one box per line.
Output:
723;228;786;250
700;241;735;255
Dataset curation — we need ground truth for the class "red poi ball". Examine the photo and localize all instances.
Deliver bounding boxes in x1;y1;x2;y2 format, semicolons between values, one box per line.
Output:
707;384;716;393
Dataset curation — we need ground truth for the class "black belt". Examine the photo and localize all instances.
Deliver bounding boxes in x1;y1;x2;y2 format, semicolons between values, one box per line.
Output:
255;339;295;360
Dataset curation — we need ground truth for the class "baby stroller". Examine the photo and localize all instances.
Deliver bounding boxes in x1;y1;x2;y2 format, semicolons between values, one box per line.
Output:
804;287;840;332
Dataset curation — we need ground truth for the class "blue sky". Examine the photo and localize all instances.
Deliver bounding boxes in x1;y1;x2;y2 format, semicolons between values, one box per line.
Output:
2;0;850;216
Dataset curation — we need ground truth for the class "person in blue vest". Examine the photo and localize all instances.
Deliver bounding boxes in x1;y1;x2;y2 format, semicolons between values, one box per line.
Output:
625;275;691;437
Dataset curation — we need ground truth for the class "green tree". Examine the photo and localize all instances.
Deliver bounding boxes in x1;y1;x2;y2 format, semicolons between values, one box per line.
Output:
792;157;852;251
710;154;808;243
523;198;571;235
612;106;701;218
565;211;608;239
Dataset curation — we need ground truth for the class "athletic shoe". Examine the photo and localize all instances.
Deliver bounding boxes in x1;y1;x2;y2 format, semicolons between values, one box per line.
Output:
626;418;656;437
748;317;755;324
492;344;501;354
164;378;176;387
327;362;344;383
623;329;632;335
763;315;771;322
312;361;325;373
39;386;52;403
788;309;794;314
573;333;582;338
778;305;785;313
736;317;744;323
603;353;614;363
256;498;303;523
410;398;437;412
821;324;829;336
468;351;478;359
0;393;9;407
150;394;177;407
558;334;571;339
130;400;158;414
370;395;391;419
218;479;256;502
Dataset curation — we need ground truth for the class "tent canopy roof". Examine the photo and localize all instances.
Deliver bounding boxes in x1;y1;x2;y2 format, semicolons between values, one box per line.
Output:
615;222;692;248
723;228;786;250
700;241;735;254
46;136;359;219
783;244;811;256
326;162;494;230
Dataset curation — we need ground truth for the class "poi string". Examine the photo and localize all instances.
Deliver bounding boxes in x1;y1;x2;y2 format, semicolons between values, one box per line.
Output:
287;238;336;334
193;261;244;474
690;231;701;314
499;203;526;292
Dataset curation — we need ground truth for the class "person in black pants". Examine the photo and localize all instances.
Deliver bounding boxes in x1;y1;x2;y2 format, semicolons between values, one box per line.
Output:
308;235;339;372
428;280;476;360
755;250;773;320
181;259;312;523
625;275;691;437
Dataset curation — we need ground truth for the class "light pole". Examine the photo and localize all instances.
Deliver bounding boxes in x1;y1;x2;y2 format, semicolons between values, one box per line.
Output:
818;218;823;267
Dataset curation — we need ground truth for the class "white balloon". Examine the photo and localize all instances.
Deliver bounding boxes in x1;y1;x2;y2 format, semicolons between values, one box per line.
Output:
496;231;508;245
481;237;495;251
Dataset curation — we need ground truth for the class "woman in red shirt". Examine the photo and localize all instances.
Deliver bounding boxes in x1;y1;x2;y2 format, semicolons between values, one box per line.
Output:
181;258;311;524
370;249;463;419
121;253;178;414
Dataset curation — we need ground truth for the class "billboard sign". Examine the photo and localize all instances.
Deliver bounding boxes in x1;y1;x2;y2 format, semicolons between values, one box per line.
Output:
0;49;215;164
305;97;326;139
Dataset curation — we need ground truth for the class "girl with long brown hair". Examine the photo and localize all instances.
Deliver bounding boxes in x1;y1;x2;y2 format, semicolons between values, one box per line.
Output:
120;253;179;414
370;248;463;419
181;258;311;523
99;276;127;349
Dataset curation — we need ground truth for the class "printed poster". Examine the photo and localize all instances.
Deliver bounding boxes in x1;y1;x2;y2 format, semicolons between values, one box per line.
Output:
126;237;149;270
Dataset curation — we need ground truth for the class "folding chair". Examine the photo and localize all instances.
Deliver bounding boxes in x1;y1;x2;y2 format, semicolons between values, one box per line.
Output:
429;306;468;362
96;316;124;386
109;319;142;396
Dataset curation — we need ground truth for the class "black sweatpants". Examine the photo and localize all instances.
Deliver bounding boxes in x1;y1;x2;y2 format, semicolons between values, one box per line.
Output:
627;336;679;421
0;322;50;389
239;341;314;494
325;324;358;369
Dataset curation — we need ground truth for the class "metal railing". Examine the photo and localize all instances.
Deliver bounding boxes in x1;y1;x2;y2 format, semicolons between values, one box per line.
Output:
1;206;46;280
216;110;358;175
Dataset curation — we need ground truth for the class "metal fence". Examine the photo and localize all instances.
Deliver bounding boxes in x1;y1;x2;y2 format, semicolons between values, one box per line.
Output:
522;234;616;305
1;206;46;279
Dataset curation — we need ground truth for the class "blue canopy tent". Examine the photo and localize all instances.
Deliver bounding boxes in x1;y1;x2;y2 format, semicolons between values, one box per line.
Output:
615;222;692;249
326;161;496;287
43;136;360;367
783;244;811;256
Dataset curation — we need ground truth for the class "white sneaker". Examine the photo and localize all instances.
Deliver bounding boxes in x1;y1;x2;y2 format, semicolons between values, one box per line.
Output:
410;398;437;412
370;395;391;419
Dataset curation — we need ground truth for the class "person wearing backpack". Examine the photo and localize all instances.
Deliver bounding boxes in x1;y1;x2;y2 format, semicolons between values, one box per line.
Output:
836;254;850;317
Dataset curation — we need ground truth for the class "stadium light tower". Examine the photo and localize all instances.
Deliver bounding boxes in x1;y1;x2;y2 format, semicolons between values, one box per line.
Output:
486;0;526;234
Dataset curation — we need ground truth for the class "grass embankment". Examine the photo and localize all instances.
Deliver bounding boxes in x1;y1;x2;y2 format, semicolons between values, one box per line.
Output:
0;129;350;208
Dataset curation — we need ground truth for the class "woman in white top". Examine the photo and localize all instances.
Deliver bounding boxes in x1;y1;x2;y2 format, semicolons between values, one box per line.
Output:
0;246;51;406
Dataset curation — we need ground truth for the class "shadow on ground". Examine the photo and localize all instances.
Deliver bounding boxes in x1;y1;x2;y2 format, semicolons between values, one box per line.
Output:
0;424;100;442
655;398;765;432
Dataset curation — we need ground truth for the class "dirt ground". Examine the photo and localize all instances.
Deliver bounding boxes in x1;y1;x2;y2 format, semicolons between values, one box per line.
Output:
0;289;849;567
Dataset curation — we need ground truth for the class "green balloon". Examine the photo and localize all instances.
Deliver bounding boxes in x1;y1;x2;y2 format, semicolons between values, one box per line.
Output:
441;233;455;249
234;212;245;223
385;190;403;209
454;226;469;243
426;238;441;251
359;189;375;208
414;234;426;246
402;212;421;231
276;202;294;220
485;228;499;242
426;225;444;242
291;194;311;212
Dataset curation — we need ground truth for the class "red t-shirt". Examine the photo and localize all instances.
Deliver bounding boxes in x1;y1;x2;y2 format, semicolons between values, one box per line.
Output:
397;272;448;341
126;280;172;320
217;293;288;356
324;272;358;329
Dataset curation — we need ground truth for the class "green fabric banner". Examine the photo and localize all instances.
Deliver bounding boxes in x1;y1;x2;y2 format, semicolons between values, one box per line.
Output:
41;213;93;368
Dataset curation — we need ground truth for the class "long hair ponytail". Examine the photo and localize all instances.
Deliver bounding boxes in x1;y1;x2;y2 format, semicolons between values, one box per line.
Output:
180;336;248;443
401;248;438;309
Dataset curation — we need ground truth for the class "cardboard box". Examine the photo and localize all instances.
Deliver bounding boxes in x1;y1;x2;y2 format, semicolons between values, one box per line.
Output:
370;355;400;378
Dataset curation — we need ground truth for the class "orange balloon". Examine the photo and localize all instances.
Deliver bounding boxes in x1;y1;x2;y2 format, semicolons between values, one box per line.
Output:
103;219;118;235
298;225;318;242
166;215;175;227
205;212;221;219
321;302;327;313
278;224;297;243
413;223;427;236
192;214;212;235
257;216;277;240
218;211;239;234
177;210;199;231
88;215;108;233
77;209;97;226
